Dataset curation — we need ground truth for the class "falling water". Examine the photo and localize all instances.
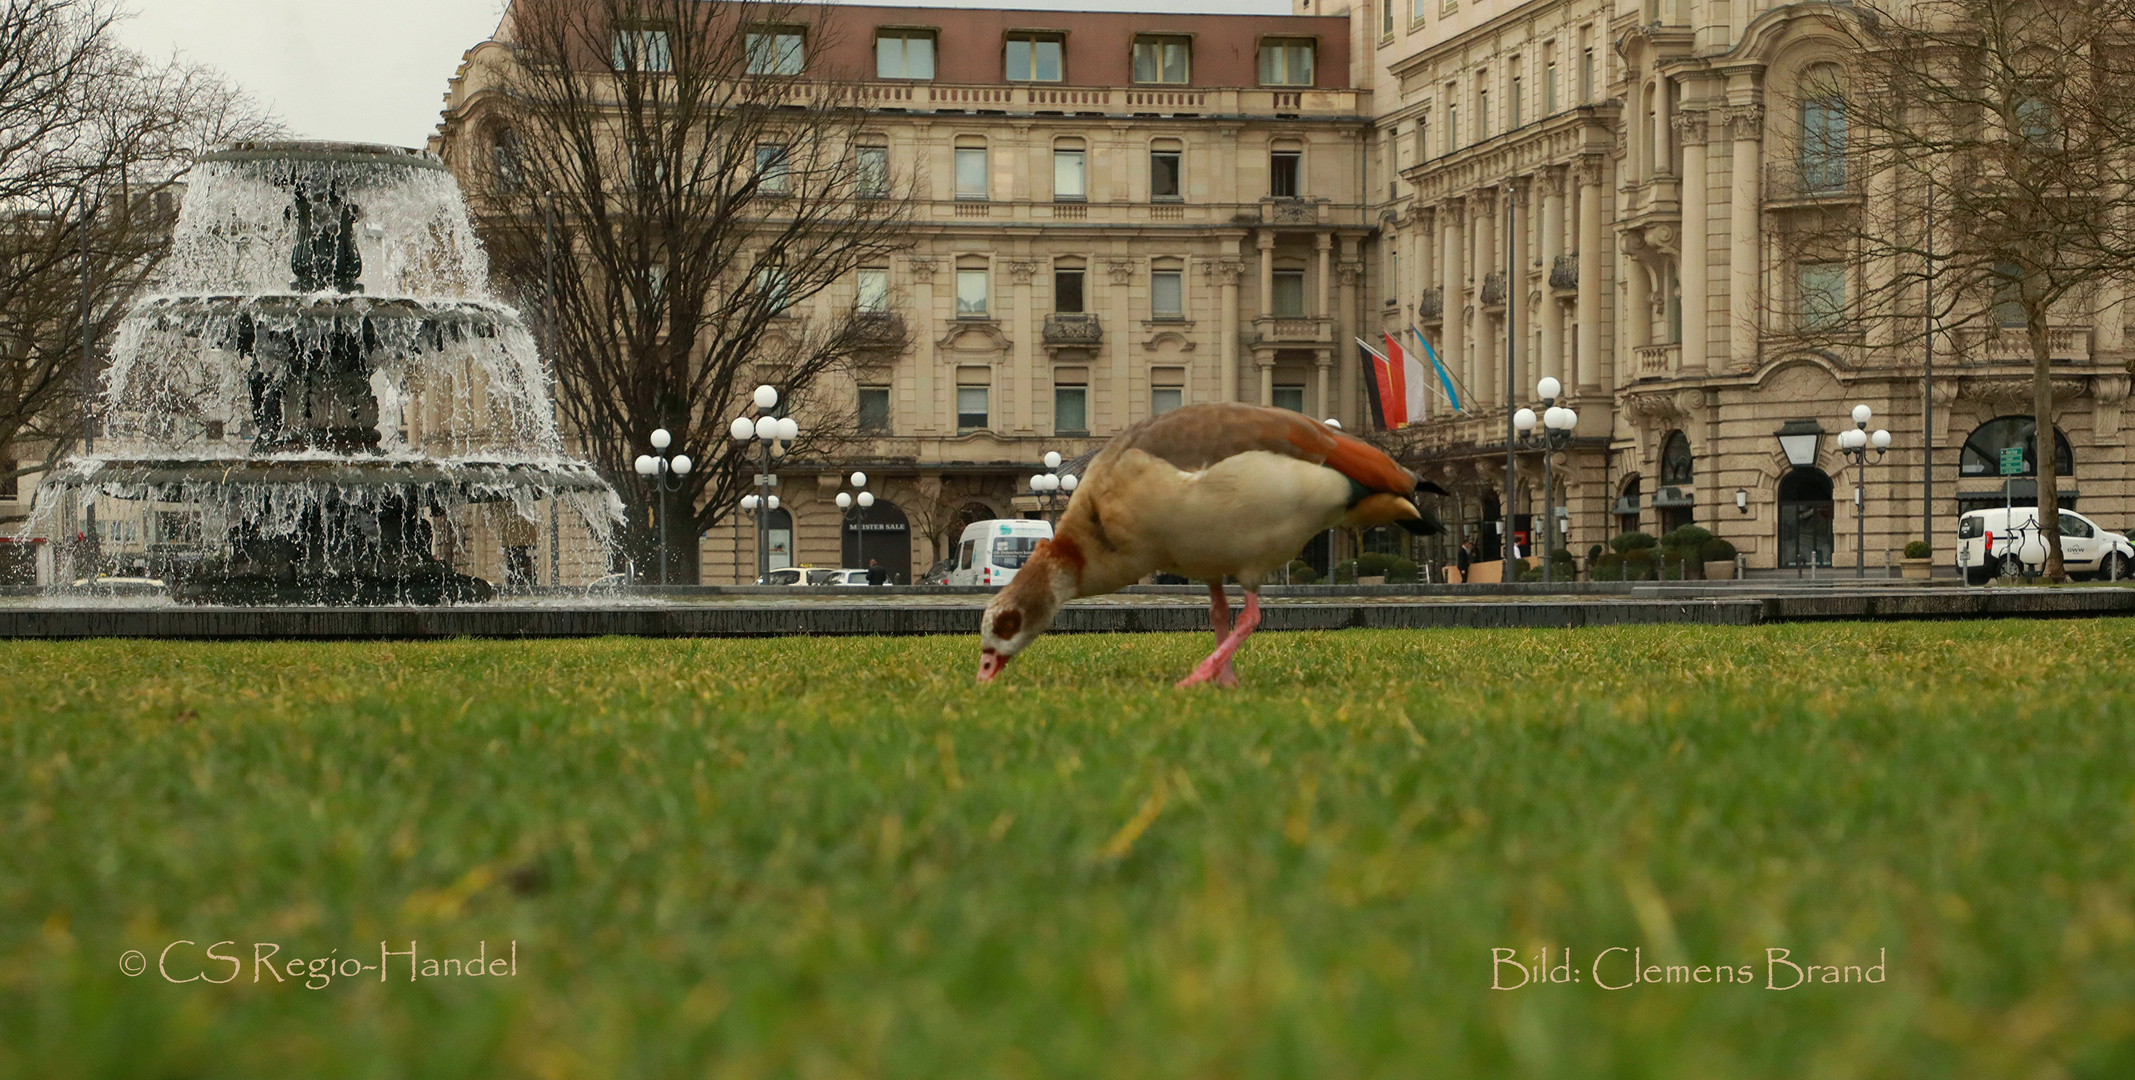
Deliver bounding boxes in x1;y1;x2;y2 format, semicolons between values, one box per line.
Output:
26;142;622;603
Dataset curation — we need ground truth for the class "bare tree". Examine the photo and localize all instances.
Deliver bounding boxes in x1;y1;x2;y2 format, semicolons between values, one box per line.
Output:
470;0;915;582
1774;0;2135;579
0;0;279;493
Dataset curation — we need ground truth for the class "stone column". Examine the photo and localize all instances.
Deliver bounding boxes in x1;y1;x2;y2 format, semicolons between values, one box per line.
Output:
1441;199;1465;412
1677;109;1709;374
1257;230;1275;319
1653;76;1672;176
1217;256;1242;404
1540;167;1566;385
1625;245;1651;355
1258;357;1274;406
1503;181;1525;406
1471;193;1496;407
1315;232;1333;323
909;256;941;429
1626;71;1646;186
1574;158;1604;395
1728;105;1764;371
1338;244;1361;427
1315;349;1332;420
1008;257;1038;430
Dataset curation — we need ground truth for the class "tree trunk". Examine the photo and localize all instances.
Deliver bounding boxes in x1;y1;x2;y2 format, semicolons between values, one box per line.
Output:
2027;307;2065;581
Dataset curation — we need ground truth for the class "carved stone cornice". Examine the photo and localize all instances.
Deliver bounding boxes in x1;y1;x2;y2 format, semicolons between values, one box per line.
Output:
1673;109;1710;146
1963;376;2089;404
1571;154;1608;189
1535;165;1566;198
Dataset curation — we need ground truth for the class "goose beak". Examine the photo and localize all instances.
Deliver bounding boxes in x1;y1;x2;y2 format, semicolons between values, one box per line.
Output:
977;647;1009;683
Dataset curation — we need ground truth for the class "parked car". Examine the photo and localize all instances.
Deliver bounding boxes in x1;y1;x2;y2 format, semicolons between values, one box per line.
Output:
918;558;954;585
826;568;875;586
1956;506;2135;583
947;519;1055;587
757;567;840;586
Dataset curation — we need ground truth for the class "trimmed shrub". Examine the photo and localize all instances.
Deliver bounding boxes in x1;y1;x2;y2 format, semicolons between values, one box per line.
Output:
1904;540;1933;559
1620;547;1658;580
1330;559;1358;584
1610;531;1658;553
1700;538;1739;563
1592;551;1627;581
1386;557;1420;583
1285;559;1321;585
1662;525;1715;549
1355;552;1400;578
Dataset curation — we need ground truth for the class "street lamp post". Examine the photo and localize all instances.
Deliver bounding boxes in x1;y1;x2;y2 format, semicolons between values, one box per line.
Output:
1512;377;1578;583
1835;403;1892;578
1028;450;1079;521
834;471;874;571
729;384;798;585
632;431;694;587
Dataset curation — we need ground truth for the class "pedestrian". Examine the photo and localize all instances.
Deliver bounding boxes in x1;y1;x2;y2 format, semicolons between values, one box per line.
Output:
866;558;887;586
1456;538;1475;583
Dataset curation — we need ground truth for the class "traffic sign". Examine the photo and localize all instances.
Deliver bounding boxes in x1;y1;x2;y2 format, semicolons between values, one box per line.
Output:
1999;447;2025;476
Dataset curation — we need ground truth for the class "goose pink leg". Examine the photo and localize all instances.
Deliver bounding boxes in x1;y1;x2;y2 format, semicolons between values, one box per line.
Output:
1178;590;1260;688
1201;581;1239;687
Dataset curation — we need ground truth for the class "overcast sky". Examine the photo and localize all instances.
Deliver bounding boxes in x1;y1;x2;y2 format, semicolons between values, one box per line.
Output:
114;0;1296;149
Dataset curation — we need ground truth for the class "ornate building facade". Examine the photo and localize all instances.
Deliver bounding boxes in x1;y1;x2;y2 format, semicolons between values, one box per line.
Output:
429;0;2134;583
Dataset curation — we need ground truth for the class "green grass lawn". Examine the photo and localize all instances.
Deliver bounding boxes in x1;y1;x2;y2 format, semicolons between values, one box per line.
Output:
4;622;2134;1079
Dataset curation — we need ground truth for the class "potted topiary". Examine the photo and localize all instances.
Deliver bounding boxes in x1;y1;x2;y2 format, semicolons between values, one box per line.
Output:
1901;540;1934;580
1701;538;1739;581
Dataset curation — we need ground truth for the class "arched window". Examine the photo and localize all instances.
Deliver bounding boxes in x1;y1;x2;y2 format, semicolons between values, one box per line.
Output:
767;507;794;570
492;128;523;192
1960;416;2072;477
1799;66;1847;193
1659;430;1693;485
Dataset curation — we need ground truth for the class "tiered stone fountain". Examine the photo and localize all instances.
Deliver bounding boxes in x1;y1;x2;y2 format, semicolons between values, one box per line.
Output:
29;142;620;604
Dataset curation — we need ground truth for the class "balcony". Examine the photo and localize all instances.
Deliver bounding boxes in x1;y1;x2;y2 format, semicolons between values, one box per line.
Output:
847;81;1362;118
1549;254;1578;292
850;312;906;347
1481;271;1507;307
1954;324;2092;366
1419;286;1443;321
1042;312;1105;346
1764;159;1863;206
1634;343;1681;379
1251;315;1332;345
1259;197;1329;225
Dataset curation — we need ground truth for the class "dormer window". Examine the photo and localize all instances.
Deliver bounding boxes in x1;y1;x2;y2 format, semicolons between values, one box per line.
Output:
1132;35;1190;85
1006;32;1065;82
611;28;671;73
745;27;805;75
1258;39;1314;87
875;29;936;80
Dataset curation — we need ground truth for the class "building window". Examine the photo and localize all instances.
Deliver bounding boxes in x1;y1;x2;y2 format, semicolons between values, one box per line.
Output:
1414;117;1428;163
1960;416;2073;477
1006;33;1064;82
858;387;891;433
1272;268;1306;316
954;141;987;199
875;30;935;80
1053;139;1086;201
767;508;794;570
745;29;805;75
1446;96;1458;152
1270;148;1301;197
1477;83;1489;140
1660;430;1693;485
1151;269;1183;319
1151;366;1186;414
856;268;889;313
1150;140;1182;200
1273;384;1306;412
1258;39;1314;86
1054;265;1085;313
956;267;990;318
1992;262;2027;327
1544;55;1557;113
856;144;888;197
1132;35;1190;85
1796;261;1846;330
754;143;790;195
1510;72;1522;127
491;129;522;191
1054;383;1088;434
1411;0;1427;20
1382;0;1393;36
1581;44;1594;102
1800;94;1847;192
957;384;990;430
611;28;672;72
754;263;790;314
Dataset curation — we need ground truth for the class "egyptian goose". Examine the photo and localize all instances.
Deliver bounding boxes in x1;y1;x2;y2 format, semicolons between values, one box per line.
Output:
977;402;1444;686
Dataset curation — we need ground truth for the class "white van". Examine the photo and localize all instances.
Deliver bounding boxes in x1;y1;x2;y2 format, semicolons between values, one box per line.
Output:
949;519;1055;587
1956;506;2135;583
